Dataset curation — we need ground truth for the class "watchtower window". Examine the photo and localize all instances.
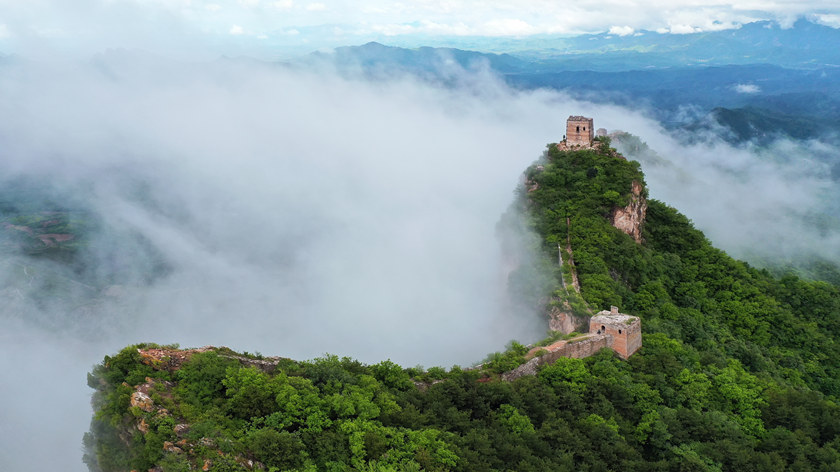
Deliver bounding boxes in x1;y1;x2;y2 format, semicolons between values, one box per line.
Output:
583;127;586;131
576;126;580;132
618;329;622;334
601;325;605;332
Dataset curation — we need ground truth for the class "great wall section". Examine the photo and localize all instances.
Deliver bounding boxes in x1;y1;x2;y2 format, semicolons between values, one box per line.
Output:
503;115;646;380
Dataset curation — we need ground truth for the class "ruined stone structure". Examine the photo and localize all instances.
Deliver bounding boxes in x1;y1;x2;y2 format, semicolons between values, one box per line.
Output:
590;306;642;359
565;116;594;147
503;306;641;381
596;128;608;137
502;335;609;381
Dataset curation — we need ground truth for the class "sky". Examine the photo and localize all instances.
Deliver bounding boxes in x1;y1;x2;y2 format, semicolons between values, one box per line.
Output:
1;0;840;58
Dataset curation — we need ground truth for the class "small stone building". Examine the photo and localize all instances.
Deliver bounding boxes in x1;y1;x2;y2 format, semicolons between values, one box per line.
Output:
589;306;642;359
566;116;594;147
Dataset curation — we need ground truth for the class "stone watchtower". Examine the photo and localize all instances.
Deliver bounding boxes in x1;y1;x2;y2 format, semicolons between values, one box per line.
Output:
566;116;594;147
589;306;642;359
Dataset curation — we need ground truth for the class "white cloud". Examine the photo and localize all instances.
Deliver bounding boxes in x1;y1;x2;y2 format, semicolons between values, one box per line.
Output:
372;23;417;36
415;20;472;36
273;0;295;9
608;25;635;36
0;0;838;55
734;83;761;93
668;23;701;34
229;24;244;34
810;13;840;28
482;18;537;36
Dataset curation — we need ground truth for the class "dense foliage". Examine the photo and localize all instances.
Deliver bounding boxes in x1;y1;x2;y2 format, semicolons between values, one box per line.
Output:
87;143;840;471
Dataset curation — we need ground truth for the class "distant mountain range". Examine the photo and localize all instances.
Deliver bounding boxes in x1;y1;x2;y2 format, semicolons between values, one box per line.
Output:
350;19;840;71
512;19;840;71
305;19;840;143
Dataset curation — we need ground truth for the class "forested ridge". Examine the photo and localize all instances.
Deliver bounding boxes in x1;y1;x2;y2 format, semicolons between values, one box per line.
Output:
86;141;840;471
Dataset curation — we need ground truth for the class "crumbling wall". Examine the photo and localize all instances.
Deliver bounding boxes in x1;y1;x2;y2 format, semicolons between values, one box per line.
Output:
502;334;609;381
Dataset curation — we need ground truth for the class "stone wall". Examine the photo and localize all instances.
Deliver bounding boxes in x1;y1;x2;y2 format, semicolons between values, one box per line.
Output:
502;334;609;381
556;334;610;359
616;321;642;359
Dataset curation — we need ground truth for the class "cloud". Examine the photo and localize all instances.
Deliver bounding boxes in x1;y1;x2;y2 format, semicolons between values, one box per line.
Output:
668;23;702;34
273;0;295;9
482;18;537;36
734;83;761;93
610;120;840;267
609;25;635;36
810;13;840;28
372;23;417;36
229;24;245;34
1;1;838;57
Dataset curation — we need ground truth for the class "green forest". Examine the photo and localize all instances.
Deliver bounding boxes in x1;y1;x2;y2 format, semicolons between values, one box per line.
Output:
86;141;840;471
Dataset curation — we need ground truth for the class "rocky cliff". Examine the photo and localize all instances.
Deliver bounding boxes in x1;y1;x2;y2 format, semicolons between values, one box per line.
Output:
610;180;647;244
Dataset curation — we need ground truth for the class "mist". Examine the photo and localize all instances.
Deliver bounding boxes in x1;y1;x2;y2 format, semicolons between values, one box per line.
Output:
611;120;840;269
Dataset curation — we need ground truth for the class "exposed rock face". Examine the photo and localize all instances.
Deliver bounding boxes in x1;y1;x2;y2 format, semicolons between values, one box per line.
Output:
548;303;586;334
611;180;647;244
130;391;154;412
137;346;285;373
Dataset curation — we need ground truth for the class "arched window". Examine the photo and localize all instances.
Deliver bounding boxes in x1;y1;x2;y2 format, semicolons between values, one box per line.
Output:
618;329;622;334
576;126;580;132
601;325;605;332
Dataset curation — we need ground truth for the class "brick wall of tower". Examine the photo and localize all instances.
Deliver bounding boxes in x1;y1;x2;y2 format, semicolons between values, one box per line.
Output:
566;117;594;146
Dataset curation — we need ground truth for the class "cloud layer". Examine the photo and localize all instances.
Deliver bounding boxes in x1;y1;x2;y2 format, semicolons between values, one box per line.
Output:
1;1;840;57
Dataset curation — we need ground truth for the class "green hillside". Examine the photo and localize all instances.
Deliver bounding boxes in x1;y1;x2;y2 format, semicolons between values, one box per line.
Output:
85;142;840;471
